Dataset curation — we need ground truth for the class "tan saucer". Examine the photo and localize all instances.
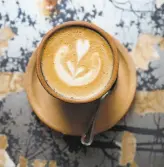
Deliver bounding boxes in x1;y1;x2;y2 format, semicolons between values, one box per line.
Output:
24;39;136;136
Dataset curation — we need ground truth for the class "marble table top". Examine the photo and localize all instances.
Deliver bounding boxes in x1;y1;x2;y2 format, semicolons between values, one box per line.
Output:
0;0;164;166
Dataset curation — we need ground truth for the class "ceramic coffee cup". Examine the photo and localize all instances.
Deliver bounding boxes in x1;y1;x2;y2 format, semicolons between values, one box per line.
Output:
36;21;119;103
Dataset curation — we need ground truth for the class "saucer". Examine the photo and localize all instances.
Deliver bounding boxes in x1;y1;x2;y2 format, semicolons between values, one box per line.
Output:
24;39;136;136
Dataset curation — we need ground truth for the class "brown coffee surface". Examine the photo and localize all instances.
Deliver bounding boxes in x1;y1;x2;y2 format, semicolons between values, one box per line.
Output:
41;26;113;100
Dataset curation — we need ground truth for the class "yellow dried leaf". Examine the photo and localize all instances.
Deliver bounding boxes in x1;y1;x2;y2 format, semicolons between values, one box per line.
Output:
156;0;164;8
132;90;164;115
19;156;28;167
0;27;14;41
160;39;164;50
0;41;8;50
0;136;7;167
119;131;136;166
130;34;163;70
0;73;11;94
131;161;138;167
33;160;47;167
49;161;56;167
0;151;5;167
0;135;8;150
37;0;58;16
0;72;24;99
0;27;15;56
9;73;24;92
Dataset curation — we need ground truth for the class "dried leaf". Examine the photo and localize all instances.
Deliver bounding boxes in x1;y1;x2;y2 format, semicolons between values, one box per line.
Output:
37;0;58;16
0;135;8;150
0;27;14;41
159;39;164;50
131;161;138;167
0;72;24;100
9;73;24;92
119;131;136;166
49;161;56;167
156;0;164;8
130;34;163;70
0;27;15;56
0;151;5;167
132;90;164;115
0;135;7;167
18;156;28;167
33;160;47;167
0;135;15;167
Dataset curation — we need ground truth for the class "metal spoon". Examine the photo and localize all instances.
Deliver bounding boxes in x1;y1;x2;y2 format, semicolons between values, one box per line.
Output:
81;91;110;146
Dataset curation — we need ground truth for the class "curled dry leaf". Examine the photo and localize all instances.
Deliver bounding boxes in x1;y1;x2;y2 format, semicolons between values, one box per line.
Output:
132;90;164;115
33;160;47;167
0;72;24;100
160;39;164;50
0;135;15;167
0;135;8;150
37;0;58;16
49;161;56;167
119;131;137;166
0;27;15;56
0;152;6;167
130;34;164;70
131;162;138;167
18;156;28;167
156;0;164;8
0;135;7;167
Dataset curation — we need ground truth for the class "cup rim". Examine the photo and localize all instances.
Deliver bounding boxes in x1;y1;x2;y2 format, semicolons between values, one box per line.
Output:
36;21;119;103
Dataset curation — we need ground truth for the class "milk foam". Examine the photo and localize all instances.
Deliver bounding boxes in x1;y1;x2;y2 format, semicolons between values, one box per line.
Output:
42;26;114;100
54;39;101;86
76;39;90;62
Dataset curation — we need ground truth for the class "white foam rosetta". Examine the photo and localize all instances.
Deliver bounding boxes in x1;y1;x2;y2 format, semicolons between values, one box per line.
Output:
76;39;90;62
54;39;101;86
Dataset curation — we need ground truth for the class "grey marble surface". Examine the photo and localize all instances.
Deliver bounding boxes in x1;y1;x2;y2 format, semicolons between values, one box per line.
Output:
0;0;164;166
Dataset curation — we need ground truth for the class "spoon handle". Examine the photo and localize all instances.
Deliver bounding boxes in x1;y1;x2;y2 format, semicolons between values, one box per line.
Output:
81;105;100;146
81;82;116;146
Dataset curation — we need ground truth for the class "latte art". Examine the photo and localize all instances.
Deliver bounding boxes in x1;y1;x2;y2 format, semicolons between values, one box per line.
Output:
76;39;90;62
41;26;114;100
54;40;101;86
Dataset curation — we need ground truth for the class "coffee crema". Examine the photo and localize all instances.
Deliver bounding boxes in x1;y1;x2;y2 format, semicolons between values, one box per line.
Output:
41;26;113;100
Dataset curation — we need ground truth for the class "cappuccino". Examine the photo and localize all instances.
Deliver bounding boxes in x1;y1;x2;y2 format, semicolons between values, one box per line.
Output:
41;26;114;100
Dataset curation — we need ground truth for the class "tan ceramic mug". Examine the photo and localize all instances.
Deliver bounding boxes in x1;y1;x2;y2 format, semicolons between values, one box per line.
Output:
36;21;119;103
